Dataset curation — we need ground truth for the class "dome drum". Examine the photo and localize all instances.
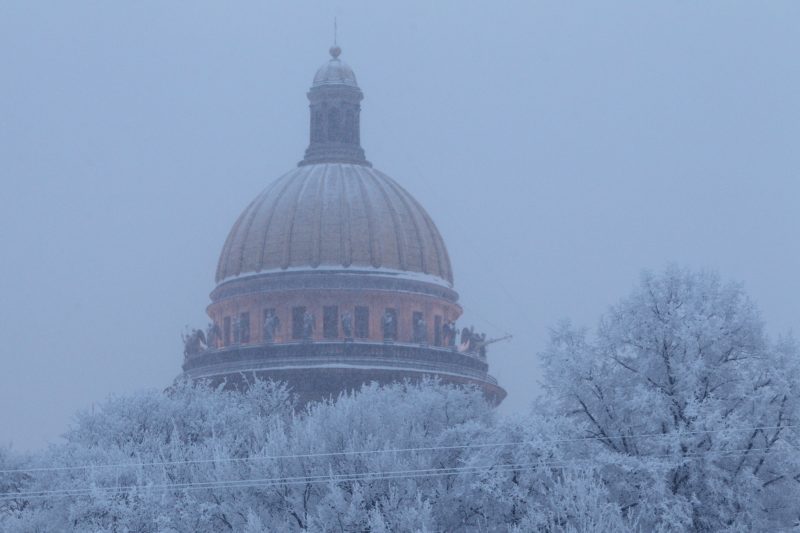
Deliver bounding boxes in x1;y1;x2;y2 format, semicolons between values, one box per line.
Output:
207;278;462;348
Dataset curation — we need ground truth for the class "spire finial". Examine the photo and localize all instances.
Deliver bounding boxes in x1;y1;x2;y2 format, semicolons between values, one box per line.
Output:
329;18;341;59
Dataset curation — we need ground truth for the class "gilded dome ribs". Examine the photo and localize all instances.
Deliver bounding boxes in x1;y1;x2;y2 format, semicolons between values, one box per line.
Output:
381;173;428;275
235;178;284;277
282;169;314;269
418;205;450;284
336;165;352;267
256;174;296;272
369;168;407;271
353;167;382;268
310;167;327;267
216;194;261;282
216;164;454;285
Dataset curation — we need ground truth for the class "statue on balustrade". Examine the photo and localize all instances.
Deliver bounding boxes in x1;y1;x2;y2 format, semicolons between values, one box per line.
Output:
341;311;353;340
460;326;473;352
413;315;427;344
302;311;315;341
382;311;395;342
443;320;457;348
263;312;280;343
205;322;221;349
182;328;207;359
474;332;487;356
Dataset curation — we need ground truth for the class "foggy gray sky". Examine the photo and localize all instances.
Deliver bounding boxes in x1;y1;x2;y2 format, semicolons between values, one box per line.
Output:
1;2;798;450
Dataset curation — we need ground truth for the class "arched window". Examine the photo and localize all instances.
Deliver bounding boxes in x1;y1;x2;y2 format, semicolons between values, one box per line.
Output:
292;307;307;340
327;107;342;142
239;312;250;344
382;308;398;341
223;316;231;346
323;306;339;338
355;306;369;338
311;110;324;142
343;109;355;143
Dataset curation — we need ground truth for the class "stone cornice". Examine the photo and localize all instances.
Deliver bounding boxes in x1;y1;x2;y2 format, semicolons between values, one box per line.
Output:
184;340;488;373
210;269;460;304
181;341;504;402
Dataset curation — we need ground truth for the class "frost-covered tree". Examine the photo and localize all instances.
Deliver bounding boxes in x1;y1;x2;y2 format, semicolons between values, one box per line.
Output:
4;266;798;531
0;380;296;532
540;265;800;530
0;380;625;532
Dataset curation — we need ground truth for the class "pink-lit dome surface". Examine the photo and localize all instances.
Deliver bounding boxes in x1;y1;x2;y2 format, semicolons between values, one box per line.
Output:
215;163;454;285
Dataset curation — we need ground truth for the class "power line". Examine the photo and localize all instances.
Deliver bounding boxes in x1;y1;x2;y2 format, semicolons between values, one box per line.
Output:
0;446;777;502
0;423;793;476
0;446;776;500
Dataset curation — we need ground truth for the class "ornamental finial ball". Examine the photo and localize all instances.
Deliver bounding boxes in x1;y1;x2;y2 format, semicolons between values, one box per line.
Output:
329;45;342;59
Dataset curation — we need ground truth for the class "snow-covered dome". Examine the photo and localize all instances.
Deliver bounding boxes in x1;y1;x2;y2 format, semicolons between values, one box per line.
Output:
312;45;358;87
215;163;453;285
216;46;453;286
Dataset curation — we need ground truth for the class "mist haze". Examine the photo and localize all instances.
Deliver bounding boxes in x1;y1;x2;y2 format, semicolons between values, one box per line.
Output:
1;1;798;450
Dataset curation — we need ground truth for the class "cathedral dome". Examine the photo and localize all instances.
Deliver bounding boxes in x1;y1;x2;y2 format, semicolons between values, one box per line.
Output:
186;45;504;406
215;163;454;285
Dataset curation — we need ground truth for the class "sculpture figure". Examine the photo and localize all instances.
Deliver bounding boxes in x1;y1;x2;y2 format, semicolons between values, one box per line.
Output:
472;331;487;354
459;326;470;351
205;322;221;349
473;334;512;359
413;315;427;344
443;320;457;348
341;311;353;340
382;311;395;341
263;312;280;343
182;328;207;359
302;311;315;341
